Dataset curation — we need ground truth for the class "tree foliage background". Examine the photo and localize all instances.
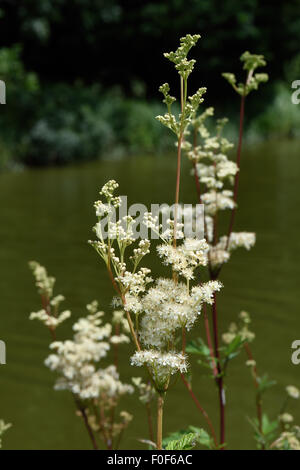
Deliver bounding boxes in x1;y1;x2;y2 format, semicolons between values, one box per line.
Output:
0;0;300;167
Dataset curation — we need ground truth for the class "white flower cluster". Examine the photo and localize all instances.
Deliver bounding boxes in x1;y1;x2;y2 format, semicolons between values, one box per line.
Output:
29;261;55;298
45;301;133;400
132;377;156;405
279;413;294;425
157;238;209;280
140;280;193;347
29;309;71;329
131;350;187;390
183;113;256;271
201;190;235;216
90;181;222;391
29;261;71;331
222;311;255;345
110;309;131;344
286;385;300;400
273;430;300;450
209;232;256;268
221;232;256;251
128;278;221;350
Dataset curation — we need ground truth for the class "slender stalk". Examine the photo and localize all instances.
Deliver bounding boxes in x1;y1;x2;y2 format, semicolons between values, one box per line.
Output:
115;428;125;450
41;295;56;341
226;93;245;248
244;342;263;439
211;294;225;447
180;373;218;447
99;402;112;449
203;304;218;378
146;403;154;442
107;251;141;353
173;76;185;248
124;306;141;351
74;397;99;450
156;394;164;450
173;133;183;249
182;327;186;354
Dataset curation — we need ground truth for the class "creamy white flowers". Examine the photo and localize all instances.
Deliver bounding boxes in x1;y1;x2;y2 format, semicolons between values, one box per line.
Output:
184;113;256;273
286;385;300;400
89;181;223;392
131;351;187;391
44;302;133;400
132;377;155;405
222;311;255;345
29;261;135;449
157;238;208;280
29;309;71;328
29;261;55;298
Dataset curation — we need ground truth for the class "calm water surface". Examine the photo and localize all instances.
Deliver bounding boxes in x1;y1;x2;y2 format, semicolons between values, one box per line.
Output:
0;140;300;449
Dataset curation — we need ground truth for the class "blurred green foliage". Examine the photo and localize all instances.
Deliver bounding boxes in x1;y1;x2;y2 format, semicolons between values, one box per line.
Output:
0;45;172;168
0;1;299;168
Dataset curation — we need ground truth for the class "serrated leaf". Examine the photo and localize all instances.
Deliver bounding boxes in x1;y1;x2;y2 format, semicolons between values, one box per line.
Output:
165;432;199;450
188;426;214;449
163;427;215;450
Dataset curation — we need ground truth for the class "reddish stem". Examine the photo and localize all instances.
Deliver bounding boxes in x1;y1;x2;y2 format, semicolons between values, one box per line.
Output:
173;133;183;248
203;304;218;378
226;93;245;249
74;397;99;450
211;294;225;447
41;294;56;341
180;373;218;448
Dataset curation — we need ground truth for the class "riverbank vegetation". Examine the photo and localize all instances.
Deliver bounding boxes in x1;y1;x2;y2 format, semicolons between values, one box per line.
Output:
26;34;300;451
0;1;300;170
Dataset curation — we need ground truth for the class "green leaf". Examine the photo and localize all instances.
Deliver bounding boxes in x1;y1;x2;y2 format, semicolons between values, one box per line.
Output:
223;335;245;358
162;427;215;450
165;432;199;450
262;414;278;436
186;338;211;357
247;414;278;449
257;374;276;395
188;426;214;449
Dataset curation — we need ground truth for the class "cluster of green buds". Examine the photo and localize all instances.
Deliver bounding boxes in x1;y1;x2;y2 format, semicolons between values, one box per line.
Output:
164;34;200;79
222;51;268;97
156;34;206;139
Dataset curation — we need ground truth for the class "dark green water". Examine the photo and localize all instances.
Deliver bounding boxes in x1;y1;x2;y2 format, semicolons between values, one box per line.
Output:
1;140;300;449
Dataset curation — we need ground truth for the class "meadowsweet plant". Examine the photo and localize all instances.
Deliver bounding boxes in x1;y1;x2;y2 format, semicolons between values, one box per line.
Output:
156;34;206;244
28;34;299;451
222;51;268;239
155;36;266;447
155;40;268;447
29;262;137;450
88;179;222;449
